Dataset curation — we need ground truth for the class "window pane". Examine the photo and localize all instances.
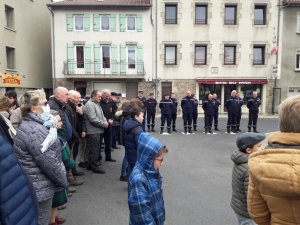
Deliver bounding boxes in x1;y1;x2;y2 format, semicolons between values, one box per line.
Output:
101;16;109;30
196;6;207;24
254;8;264;25
127;17;135;30
75;16;83;30
297;54;300;69
166;5;177;24
224;47;235;64
165;46;176;64
195;47;206;64
102;46;110;68
199;84;221;104
241;84;262;104
225;6;236;25
76;46;84;68
128;46;135;68
253;47;263;65
297;17;300;32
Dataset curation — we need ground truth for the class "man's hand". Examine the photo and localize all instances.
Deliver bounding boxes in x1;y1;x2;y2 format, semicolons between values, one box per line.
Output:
108;119;113;124
81;132;86;138
76;106;83;115
104;122;109;128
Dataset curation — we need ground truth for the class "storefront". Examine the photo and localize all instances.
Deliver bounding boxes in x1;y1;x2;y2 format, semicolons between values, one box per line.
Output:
197;79;268;113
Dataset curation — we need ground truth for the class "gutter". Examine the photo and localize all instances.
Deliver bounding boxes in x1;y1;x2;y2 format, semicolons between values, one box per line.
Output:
47;7;56;90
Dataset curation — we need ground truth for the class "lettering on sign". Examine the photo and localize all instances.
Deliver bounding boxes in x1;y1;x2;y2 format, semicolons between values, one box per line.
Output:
215;81;252;84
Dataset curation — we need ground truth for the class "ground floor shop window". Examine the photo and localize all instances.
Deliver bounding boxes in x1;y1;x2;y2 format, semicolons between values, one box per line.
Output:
199;84;221;104
240;84;262;104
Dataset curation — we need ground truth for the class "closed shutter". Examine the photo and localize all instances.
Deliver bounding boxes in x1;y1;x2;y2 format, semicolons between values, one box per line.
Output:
137;14;143;32
111;44;118;74
110;14;116;32
66;14;73;32
84;44;91;74
84;14;90;31
126;82;138;100
120;44;126;74
137;45;143;75
120;14;126;32
93;82;122;93
67;44;74;74
94;44;101;74
93;14;100;31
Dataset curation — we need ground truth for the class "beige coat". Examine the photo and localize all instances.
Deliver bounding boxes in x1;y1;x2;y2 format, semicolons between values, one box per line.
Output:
247;133;300;225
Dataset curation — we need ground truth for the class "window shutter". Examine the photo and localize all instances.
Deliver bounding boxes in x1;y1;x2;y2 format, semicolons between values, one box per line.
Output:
93;14;100;31
94;44;101;74
120;44;126;74
120;14;126;32
111;44;118;74
67;44;74;74
137;45;143;75
110;14;117;32
66;14;73;32
84;44;92;74
84;14;90;31
137;14;143;32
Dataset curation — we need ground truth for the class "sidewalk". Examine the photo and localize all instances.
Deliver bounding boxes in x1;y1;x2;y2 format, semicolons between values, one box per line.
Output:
154;113;278;119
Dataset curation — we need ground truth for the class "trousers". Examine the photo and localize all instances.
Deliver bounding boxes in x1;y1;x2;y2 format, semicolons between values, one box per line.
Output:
237;111;242;127
248;113;258;128
78;138;88;163
204;115;213;129
86;134;102;169
147;112;156;127
192;111;198;128
227;112;237;129
213;111;219;127
112;125;119;147
100;127;112;160
161;114;171;129
183;113;193;129
171;113;177;129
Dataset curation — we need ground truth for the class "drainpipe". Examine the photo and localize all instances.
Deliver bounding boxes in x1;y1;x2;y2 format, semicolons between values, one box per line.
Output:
47;7;56;90
155;0;158;100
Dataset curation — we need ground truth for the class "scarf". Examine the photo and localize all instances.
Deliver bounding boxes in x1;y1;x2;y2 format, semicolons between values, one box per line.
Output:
0;111;16;139
40;114;58;153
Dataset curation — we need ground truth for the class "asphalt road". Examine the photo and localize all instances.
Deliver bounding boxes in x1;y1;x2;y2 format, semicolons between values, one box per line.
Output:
59;117;278;225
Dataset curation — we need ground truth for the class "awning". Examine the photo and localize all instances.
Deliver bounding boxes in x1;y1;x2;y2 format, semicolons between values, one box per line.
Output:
197;79;268;85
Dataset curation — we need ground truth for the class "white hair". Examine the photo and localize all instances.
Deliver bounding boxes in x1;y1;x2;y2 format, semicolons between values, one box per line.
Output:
102;89;111;95
54;87;68;96
68;90;80;99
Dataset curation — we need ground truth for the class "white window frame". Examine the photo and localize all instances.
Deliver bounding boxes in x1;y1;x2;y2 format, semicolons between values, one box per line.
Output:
297;13;300;33
100;15;110;31
165;46;177;65
101;45;111;74
126;15;136;31
127;45;137;72
296;51;300;71
73;15;84;31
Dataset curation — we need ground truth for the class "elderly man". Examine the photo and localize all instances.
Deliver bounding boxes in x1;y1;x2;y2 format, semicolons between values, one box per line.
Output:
85;90;108;174
100;89;116;162
247;91;261;133
225;90;239;134
111;92;120;149
181;91;194;134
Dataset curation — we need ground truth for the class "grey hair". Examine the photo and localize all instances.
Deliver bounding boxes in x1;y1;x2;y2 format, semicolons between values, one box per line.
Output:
50;110;59;116
232;90;237;93
20;90;46;117
102;89;111;95
54;87;68;96
68;90;80;99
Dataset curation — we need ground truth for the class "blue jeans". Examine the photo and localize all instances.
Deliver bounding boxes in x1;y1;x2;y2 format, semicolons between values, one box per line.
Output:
121;153;128;176
235;213;257;225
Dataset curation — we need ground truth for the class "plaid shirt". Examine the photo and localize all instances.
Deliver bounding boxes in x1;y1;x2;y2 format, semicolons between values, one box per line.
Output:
128;133;166;225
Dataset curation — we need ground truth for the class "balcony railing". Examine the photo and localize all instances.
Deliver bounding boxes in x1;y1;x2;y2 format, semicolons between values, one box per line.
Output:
63;61;145;76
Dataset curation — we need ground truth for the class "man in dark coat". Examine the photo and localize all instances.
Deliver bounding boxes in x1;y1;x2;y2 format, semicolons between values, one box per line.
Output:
247;91;261;133
202;94;214;134
181;91;194;134
159;94;173;134
236;92;243;132
170;93;178;131
226;90;239;134
192;94;199;131
111;92;121;149
212;93;221;131
136;90;147;131
146;93;157;132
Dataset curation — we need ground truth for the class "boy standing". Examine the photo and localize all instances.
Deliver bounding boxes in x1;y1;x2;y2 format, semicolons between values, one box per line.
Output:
128;133;168;225
231;132;266;225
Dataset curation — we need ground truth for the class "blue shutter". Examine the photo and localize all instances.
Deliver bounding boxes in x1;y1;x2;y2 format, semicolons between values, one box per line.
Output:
93;14;100;31
137;45;143;75
137;14;143;32
120;14;126;32
111;44;118;74
120;44;126;74
84;44;91;74
110;14;117;32
66;14;73;32
94;44;101;74
84;14;90;31
67;44;74;74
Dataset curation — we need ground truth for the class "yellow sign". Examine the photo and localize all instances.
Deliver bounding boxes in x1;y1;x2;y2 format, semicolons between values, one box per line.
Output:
2;74;21;86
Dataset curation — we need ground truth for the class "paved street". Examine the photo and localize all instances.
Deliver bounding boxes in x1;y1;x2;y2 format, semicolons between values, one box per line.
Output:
60;117;278;225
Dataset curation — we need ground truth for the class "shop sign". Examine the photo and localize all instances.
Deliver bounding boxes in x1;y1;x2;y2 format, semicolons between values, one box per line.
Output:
197;79;268;85
2;74;21;86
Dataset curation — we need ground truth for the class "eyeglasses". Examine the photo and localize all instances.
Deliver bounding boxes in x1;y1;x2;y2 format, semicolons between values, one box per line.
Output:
155;158;164;163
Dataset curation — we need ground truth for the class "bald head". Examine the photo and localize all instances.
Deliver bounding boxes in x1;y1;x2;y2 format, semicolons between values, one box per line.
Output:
208;94;213;100
187;91;191;97
231;90;237;97
54;87;69;104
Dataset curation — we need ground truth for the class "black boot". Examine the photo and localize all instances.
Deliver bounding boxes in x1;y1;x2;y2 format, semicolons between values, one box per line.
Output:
151;126;155;132
184;127;187;134
232;127;238;134
147;126;151;132
160;128;163;134
188;128;192;134
172;127;177;132
194;127;197;132
214;126;220;131
167;129;171;134
227;128;231;134
208;128;213;134
237;127;242;132
248;127;251;132
253;128;259;133
205;128;208;134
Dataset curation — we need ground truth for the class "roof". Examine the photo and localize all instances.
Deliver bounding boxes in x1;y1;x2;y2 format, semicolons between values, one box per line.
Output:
48;0;151;7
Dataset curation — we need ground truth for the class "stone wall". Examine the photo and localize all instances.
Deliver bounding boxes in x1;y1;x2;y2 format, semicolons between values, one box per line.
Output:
266;80;275;115
55;78;74;91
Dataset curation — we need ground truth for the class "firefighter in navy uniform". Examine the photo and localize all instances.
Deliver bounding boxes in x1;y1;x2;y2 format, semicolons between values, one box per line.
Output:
170;93;178;132
181;91;194;134
212;93;221;131
191;94;199;131
146;93;157;132
136;90;147;131
247;91;261;133
225;90;239;134
236;92;243;132
159;94;173;134
202;94;214;134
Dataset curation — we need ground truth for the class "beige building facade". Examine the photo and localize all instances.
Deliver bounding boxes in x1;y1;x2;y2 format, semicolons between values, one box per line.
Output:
0;0;53;97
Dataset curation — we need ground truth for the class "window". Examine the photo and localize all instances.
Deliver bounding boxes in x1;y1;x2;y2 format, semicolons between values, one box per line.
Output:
101;15;110;31
225;5;236;25
5;5;14;29
253;46;265;65
127;16;136;31
297;14;300;33
195;46;207;65
128;46;136;69
224;46;236;65
102;46;110;68
254;5;266;25
199;84;221;104
162;82;172;97
6;46;15;69
74;15;84;31
165;5;177;24
296;53;300;70
195;5;207;24
240;84;262;104
165;46;177;65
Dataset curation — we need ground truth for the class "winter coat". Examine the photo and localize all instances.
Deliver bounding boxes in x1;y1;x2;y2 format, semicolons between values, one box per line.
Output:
247;132;300;225
202;100;214;116
170;97;178;114
181;96;194;114
119;106;131;146
159;99;172;115
65;100;80;143
193;98;199;112
230;150;251;218
247;97;261;114
128;133;165;225
226;96;239;114
123;118;143;165
13;113;68;202
212;98;221;112
146;98;157;114
0;124;38;225
85;99;107;135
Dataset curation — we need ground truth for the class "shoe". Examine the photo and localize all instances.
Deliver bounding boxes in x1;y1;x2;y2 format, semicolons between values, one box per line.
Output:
167;129;171;134
55;216;66;224
205;129;208;134
184;128;187;134
78;162;87;168
57;204;66;210
214;127;220;131
105;158;117;162
231;129;238;134
237;128;242;132
151;128;156;132
147;129;151;132
194;128;197;131
69;178;84;186
188;128;192;134
68;193;72;197
160;128;163;134
208;129;213;134
93;168;106;174
68;187;76;193
253;129;259;133
227;128;231;134
112;146;120;149
172;128;177;132
72;169;84;176
120;175;128;182
248;128;251;132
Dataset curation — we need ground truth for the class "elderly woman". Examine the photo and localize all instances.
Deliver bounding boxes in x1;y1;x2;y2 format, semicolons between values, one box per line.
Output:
247;94;300;225
13;90;67;225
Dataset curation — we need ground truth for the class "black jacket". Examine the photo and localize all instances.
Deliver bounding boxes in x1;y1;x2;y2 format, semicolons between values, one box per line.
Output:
146;98;157;114
181;96;194;114
159;99;173;115
100;99;118;120
65;101;81;143
212;98;221;112
247;97;261;114
202;100;214;116
237;97;243;113
170;97;178;114
226;96;239;114
136;96;147;109
193;99;199;112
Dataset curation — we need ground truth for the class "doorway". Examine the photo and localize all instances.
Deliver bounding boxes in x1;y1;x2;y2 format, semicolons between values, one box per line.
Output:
224;84;237;112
